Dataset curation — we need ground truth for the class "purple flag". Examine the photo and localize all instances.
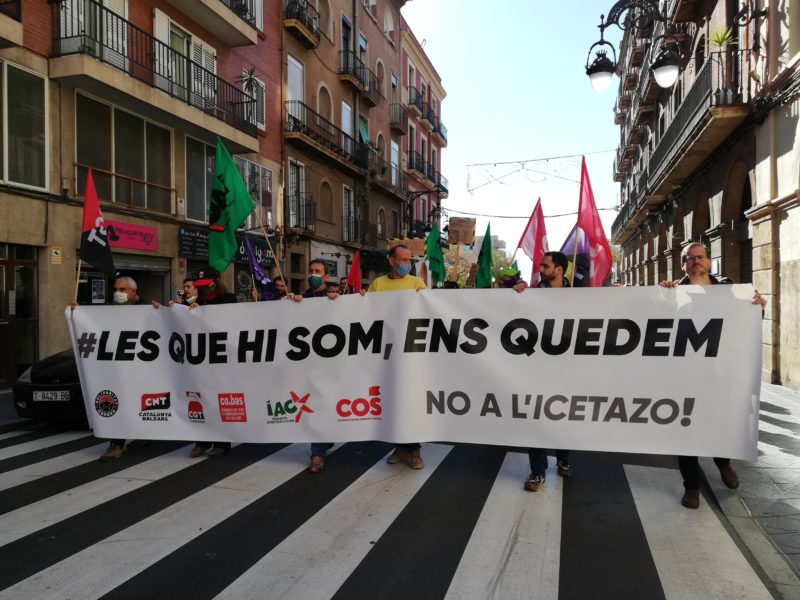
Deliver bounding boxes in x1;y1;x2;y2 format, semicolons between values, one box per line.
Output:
244;236;271;286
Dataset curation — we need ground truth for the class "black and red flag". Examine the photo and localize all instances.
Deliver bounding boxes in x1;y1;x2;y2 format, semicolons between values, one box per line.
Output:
79;168;116;278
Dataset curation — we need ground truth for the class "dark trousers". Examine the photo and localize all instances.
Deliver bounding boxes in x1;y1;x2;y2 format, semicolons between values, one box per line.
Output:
108;439;125;448
528;448;570;478
195;441;231;450
396;443;421;452
678;455;729;489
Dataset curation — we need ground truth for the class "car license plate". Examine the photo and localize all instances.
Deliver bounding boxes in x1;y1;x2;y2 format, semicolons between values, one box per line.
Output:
33;390;70;402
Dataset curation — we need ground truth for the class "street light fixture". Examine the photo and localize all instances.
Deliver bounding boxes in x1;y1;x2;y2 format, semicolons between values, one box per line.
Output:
585;0;680;92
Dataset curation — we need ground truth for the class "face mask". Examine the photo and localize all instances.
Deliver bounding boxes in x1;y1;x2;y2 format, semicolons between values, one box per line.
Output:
501;278;517;288
113;292;129;304
308;275;324;289
395;263;411;277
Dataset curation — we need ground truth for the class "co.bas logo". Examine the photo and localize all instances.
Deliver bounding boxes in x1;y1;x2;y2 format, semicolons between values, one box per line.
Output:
139;392;172;422
186;391;205;423
218;392;247;423
266;391;314;424
337;386;383;422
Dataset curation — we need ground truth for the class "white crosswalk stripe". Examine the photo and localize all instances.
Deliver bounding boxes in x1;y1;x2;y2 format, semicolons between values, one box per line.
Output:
0;428;784;600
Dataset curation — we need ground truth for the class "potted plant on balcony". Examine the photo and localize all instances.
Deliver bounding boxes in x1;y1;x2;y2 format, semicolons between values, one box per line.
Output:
236;66;258;125
710;27;738;105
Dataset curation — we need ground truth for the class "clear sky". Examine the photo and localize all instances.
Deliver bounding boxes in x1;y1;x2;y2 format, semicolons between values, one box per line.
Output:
400;0;624;280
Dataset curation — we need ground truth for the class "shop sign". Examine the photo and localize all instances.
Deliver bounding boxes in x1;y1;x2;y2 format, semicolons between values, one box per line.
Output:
107;220;158;252
179;225;276;268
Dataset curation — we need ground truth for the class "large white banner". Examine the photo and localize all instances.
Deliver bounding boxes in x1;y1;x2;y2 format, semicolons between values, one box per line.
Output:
67;285;762;460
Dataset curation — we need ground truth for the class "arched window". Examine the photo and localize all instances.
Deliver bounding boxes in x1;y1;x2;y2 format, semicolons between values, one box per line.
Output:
376;60;386;97
318;180;334;222
318;85;333;122
375;132;385;157
318;0;332;39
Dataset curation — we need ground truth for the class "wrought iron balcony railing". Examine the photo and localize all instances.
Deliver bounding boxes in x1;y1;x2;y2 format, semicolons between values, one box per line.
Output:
436;120;447;144
343;215;376;246
221;0;257;28
362;67;384;107
285;191;316;231
285;100;367;168
390;103;408;134
339;50;366;88
408;150;427;175
408;86;424;114
283;0;320;45
52;0;257;136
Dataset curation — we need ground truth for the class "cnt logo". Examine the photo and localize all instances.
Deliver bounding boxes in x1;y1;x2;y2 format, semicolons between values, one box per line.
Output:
186;391;205;423
337;386;383;422
139;392;172;422
218;393;247;423
94;389;119;418
266;391;314;425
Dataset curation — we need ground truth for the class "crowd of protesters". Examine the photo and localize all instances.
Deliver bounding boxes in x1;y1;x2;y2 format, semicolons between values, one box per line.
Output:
71;241;766;509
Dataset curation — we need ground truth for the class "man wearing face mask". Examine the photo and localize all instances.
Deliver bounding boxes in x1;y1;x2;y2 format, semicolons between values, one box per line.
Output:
368;244;426;469
495;267;527;292
103;276;145;460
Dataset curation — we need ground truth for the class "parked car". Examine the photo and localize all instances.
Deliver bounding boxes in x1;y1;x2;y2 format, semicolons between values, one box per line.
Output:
12;349;87;421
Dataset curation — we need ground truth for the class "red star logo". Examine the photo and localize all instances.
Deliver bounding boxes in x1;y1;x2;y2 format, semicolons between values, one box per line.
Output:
290;391;314;423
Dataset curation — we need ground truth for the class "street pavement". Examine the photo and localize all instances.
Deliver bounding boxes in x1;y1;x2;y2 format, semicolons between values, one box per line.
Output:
1;384;800;599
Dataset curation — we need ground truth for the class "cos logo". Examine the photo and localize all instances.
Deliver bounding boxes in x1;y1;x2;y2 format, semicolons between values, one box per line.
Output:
337;386;382;418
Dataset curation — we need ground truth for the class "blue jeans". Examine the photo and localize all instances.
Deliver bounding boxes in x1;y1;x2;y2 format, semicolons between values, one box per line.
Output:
311;443;334;458
527;448;569;478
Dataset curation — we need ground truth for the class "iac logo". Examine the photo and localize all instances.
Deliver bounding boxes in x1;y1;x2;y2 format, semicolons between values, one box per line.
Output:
186;391;205;423
139;392;172;422
336;386;383;422
266;391;314;425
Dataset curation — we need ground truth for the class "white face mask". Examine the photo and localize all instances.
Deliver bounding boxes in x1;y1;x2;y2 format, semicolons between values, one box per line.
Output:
113;292;129;305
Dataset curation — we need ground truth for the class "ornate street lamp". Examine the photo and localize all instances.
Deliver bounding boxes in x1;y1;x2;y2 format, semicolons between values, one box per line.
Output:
585;0;681;92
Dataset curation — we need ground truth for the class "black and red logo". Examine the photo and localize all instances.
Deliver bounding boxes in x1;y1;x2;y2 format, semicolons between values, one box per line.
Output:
337;386;383;422
141;392;170;412
94;389;119;418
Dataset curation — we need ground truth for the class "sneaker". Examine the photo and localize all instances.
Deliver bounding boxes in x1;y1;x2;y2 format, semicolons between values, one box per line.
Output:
100;445;124;462
190;445;207;458
682;487;700;509
718;464;739;489
309;455;325;474
408;449;424;470
387;448;408;464
525;474;545;491
556;460;573;478
208;446;230;458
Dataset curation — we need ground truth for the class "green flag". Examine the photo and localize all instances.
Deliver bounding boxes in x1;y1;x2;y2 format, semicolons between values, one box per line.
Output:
476;223;493;288
425;225;446;286
208;138;254;272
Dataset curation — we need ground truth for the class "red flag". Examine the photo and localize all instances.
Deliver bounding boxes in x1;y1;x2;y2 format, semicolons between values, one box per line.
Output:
346;252;361;292
517;198;549;286
79;168;116;278
575;157;611;287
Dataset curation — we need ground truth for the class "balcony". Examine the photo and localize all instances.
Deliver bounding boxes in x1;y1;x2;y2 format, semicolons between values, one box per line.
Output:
283;0;320;48
163;0;257;46
436;172;449;198
390;103;408;135
672;0;702;23
367;151;406;200
285;191;315;231
434;119;447;146
407;86;423;116
51;0;258;151
361;67;384;108
0;0;22;47
406;151;427;182
284;100;367;174
648;50;751;198
339;50;366;91
343;215;377;247
631;92;655;127
421;102;435;130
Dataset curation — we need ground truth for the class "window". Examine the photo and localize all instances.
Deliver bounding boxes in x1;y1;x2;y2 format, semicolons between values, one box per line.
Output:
242;69;266;131
390;141;399;186
343;185;357;241
391;73;398;103
318;180;334;222
383;10;395;42
185;137;214;222
2;63;47;189
377;208;386;239
76;93;172;212
234;156;273;231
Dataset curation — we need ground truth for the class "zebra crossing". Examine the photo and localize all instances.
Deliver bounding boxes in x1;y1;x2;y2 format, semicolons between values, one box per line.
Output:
0;423;779;600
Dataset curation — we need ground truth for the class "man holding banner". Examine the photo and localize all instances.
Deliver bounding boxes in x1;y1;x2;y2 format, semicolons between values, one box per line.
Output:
525;251;574;491
368;244;426;469
660;241;766;508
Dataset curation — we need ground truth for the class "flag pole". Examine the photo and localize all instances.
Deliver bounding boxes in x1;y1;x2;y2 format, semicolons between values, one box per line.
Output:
570;226;579;287
73;259;83;304
250;273;258;302
253;209;286;285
